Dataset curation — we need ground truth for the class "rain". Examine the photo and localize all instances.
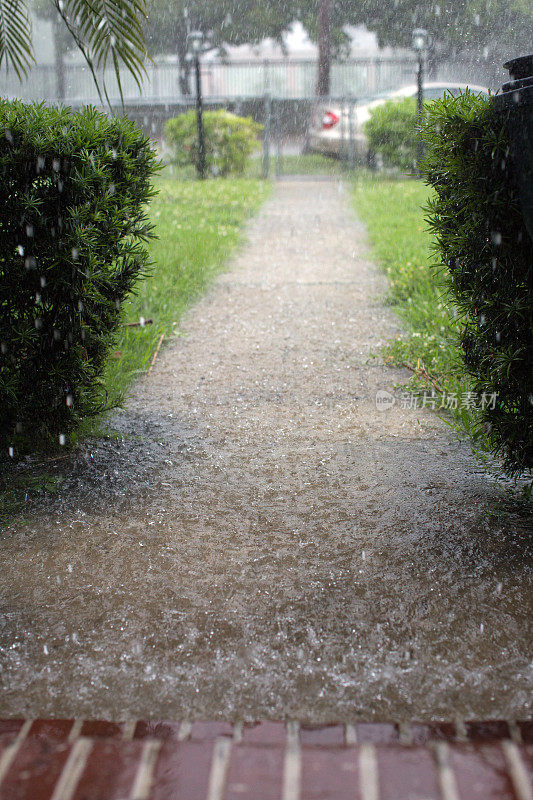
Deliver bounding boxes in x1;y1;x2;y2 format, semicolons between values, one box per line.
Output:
0;0;531;729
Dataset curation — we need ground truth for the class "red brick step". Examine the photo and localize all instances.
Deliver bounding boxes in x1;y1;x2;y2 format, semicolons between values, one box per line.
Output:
0;718;530;799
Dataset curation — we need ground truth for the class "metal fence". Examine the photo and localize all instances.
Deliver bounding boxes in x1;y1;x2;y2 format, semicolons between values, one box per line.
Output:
0;57;419;105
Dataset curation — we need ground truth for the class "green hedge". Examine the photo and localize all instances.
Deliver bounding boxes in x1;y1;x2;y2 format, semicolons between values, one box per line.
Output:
164;109;262;176
0;101;159;455
422;90;533;475
364;97;419;171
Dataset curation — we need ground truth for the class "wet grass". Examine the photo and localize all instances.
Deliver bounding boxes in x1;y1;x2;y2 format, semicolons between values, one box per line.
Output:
163;152;344;179
0;471;63;525
272;153;344;176
99;171;270;412
351;174;481;445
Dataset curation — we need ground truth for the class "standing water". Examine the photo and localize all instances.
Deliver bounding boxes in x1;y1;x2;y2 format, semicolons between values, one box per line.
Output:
0;181;531;721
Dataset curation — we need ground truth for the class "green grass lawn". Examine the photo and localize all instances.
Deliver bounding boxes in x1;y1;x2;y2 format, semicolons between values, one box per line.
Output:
163;152;344;179
352;173;481;444
101;172;270;411
272;153;344;176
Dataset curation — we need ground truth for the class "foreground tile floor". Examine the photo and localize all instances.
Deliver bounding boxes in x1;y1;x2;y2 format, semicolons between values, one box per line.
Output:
0;718;531;799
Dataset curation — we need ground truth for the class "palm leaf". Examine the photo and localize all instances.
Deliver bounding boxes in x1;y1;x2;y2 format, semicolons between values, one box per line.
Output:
55;0;148;108
0;0;34;79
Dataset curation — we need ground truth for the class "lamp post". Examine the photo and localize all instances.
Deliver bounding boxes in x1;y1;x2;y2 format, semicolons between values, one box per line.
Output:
412;28;428;171
187;30;206;180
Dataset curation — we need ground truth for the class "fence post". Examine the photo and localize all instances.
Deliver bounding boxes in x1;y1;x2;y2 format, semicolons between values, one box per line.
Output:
275;99;282;177
348;93;356;171
340;95;347;169
262;92;271;179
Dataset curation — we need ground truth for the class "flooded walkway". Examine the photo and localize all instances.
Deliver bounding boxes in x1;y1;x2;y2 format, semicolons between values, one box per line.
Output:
0;179;531;722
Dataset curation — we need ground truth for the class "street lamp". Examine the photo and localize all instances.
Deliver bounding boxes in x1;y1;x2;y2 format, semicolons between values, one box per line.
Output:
412;28;428;171
187;30;206;179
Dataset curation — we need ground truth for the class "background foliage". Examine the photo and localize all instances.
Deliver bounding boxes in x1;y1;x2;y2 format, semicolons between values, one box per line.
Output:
2;0;149;104
422;90;533;475
0;100;159;454
164;110;262;176
364;98;419;172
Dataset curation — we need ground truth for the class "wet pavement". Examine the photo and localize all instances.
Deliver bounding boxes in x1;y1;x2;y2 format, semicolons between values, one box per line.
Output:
0;179;531;722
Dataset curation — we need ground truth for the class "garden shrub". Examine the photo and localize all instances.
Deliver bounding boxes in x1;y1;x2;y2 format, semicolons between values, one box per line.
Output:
364;97;419;171
421;90;533;475
0;101;159;455
164;109;262;176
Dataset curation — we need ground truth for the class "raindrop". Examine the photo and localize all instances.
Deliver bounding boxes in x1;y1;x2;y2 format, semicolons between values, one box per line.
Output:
26;224;34;238
78;300;84;312
43;644;49;655
17;244;24;256
35;318;42;330
496;582;503;595
140;316;146;327
8;446;14;458
66;394;73;407
108;183;116;196
491;232;502;246
25;256;36;270
40;276;46;288
5;128;13;143
495;331;501;343
36;156;45;172
59;433;66;446
52;158;60;172
1;342;7;353
72;248;79;260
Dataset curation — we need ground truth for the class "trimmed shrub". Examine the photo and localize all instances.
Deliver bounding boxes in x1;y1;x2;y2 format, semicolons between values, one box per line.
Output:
364;97;419;171
0;101;159;454
164;109;262;176
421;90;533;475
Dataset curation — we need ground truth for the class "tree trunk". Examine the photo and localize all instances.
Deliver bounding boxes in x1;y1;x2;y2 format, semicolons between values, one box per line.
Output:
316;0;332;96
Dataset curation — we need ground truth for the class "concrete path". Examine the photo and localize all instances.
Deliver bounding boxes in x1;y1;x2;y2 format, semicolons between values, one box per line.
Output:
0;180;531;723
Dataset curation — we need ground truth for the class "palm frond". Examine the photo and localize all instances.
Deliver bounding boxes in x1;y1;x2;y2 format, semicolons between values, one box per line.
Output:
55;0;149;109
0;0;34;80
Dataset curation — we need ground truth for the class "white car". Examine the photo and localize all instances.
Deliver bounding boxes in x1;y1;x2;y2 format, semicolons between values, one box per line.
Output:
307;82;490;162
